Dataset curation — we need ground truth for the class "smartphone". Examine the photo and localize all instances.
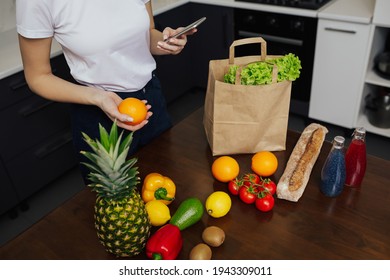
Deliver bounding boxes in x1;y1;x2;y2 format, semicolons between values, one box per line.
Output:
163;17;206;42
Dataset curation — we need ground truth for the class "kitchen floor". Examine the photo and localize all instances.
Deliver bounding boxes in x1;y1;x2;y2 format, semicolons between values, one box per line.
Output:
0;88;389;248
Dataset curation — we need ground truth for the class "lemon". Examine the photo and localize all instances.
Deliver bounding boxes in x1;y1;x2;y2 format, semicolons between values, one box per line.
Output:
205;191;232;218
145;200;171;226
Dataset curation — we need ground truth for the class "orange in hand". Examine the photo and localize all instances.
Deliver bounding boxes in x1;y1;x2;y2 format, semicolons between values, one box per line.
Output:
118;97;147;125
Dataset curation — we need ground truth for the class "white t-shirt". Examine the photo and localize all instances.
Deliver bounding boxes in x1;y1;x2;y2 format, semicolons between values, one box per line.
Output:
16;0;156;92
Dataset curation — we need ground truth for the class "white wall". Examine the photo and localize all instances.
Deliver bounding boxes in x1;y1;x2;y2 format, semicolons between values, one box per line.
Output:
0;0;16;33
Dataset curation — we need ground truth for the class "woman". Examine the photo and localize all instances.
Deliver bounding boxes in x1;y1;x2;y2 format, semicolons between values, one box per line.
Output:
16;0;195;180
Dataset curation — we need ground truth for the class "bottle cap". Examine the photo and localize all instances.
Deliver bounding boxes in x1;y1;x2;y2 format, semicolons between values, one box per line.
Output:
353;127;366;139
333;136;345;149
356;127;366;134
334;136;345;144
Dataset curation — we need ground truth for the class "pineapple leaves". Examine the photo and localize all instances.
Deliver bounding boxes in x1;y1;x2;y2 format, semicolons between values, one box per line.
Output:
80;122;140;199
81;132;98;150
120;132;133;155
108;122;119;148
99;123;111;152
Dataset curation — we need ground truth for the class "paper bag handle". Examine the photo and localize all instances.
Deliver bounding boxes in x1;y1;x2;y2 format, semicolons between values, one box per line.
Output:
229;37;267;64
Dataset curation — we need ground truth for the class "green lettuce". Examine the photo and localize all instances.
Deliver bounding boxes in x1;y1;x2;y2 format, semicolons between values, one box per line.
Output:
267;53;302;82
223;53;301;85
223;65;239;84
241;62;273;85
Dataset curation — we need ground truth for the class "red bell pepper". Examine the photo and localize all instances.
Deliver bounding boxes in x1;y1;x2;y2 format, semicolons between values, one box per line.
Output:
146;224;183;260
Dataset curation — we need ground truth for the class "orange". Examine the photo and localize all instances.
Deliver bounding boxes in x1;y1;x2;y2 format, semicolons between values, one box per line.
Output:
118;97;147;125
251;151;278;177
211;156;239;183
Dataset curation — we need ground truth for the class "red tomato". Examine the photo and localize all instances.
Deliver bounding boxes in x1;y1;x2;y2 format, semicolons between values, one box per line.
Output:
261;178;277;196
239;185;257;204
243;173;260;187
228;178;243;196
255;194;275;212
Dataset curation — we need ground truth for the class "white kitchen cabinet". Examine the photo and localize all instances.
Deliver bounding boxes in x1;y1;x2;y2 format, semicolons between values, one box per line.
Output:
309;18;371;128
353;0;390;139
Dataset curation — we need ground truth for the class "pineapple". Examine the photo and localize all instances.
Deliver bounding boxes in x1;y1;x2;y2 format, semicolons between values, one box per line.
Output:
81;122;151;257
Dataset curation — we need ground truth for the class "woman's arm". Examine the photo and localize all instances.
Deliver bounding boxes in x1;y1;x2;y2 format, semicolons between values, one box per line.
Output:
18;35;150;130
19;36;101;105
145;1;195;56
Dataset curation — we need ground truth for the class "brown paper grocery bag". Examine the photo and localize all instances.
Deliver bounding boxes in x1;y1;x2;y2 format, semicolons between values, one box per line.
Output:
203;37;292;156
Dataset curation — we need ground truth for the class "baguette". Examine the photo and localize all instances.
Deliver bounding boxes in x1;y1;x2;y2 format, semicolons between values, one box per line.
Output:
276;123;328;202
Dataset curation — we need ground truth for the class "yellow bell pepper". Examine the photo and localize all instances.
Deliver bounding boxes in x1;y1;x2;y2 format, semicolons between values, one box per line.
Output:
142;173;176;205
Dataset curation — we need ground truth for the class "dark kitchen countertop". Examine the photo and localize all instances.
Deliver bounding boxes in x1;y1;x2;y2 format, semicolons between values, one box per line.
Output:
1;108;389;260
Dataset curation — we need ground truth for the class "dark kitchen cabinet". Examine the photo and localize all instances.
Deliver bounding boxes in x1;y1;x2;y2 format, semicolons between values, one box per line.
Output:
188;3;234;89
0;54;78;215
154;4;194;104
154;3;234;103
0;159;18;216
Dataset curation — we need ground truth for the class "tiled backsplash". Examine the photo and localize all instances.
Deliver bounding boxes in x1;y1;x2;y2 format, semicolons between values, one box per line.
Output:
0;0;16;33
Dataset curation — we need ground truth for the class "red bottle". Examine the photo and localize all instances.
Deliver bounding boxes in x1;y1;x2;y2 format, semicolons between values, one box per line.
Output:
345;127;367;187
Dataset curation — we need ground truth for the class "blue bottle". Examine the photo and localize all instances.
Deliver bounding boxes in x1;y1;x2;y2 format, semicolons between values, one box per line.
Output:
320;136;346;197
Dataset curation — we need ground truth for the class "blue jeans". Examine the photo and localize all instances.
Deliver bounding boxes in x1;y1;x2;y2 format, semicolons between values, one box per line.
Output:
70;74;172;182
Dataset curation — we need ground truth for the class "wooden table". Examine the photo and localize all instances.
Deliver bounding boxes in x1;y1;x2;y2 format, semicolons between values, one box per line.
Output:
1;108;390;260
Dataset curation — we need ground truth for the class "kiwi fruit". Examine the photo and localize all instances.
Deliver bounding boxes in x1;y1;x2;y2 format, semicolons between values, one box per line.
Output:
189;243;212;260
202;226;225;247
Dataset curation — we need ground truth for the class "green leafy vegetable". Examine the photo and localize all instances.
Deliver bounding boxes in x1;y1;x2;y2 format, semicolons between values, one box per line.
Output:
267;53;302;82
223;65;239;84
223;53;301;85
241;62;273;85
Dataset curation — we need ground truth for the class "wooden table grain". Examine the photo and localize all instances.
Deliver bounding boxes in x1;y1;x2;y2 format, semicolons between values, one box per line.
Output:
1;108;390;260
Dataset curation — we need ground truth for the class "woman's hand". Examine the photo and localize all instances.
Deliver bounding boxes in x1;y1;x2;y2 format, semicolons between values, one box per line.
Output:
96;90;153;131
156;27;197;55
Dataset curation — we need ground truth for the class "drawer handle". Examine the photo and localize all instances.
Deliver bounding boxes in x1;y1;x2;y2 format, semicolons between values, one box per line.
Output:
35;132;73;159
238;30;303;46
10;80;28;91
19;100;54;117
324;27;356;34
